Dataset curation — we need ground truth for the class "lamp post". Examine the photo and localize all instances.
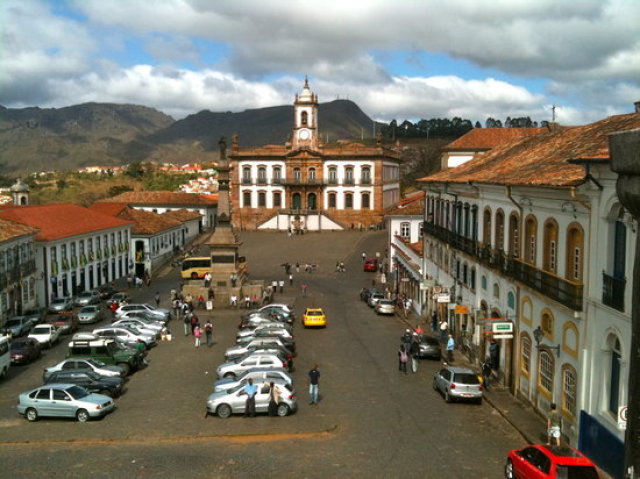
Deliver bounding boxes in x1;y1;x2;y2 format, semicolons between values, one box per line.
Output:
533;326;561;357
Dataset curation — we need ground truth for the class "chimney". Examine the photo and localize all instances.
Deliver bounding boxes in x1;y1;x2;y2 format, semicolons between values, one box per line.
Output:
635;101;640;113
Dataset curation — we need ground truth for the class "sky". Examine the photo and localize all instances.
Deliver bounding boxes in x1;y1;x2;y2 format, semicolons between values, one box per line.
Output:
1;0;639;126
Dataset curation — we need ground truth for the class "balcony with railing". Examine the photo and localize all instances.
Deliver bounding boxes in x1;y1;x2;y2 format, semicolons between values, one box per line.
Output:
602;272;625;312
242;177;252;185
423;221;584;311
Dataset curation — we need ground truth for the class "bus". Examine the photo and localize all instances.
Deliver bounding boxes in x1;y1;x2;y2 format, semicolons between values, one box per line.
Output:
181;257;212;279
0;336;10;379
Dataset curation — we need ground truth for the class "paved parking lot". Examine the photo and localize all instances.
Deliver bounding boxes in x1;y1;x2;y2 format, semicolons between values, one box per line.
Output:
0;230;526;478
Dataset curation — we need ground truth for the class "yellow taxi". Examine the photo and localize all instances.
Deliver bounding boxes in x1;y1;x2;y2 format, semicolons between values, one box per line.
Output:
302;308;327;328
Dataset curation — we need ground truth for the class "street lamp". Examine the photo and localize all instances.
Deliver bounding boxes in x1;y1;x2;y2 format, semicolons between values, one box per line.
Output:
533;326;560;357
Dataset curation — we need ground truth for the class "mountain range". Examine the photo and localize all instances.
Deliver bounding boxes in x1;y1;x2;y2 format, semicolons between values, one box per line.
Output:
0;100;379;175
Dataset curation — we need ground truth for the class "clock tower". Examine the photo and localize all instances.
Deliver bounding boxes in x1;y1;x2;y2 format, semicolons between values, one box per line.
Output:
292;78;318;150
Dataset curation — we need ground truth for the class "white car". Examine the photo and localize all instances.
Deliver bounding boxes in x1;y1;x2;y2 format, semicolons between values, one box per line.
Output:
216;353;290;379
115;304;170;322
43;358;126;381
28;324;61;348
213;368;293;393
112;319;164;337
92;326;157;347
237;324;292;340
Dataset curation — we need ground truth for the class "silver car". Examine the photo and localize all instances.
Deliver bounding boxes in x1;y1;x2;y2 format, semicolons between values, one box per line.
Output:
226;338;295;361
367;292;385;307
216;353;289;379
92;326;157;347
206;381;297;418
77;305;103;324
43;358;126;381
16;383;116;422
74;290;100;307
48;297;74;313
213;368;293;393
111;319;163;338
115;304;170;322
433;366;483;404
374;299;396;315
237;325;292;341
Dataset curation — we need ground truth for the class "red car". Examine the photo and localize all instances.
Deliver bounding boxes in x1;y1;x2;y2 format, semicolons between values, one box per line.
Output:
363;258;378;272
505;444;599;478
10;337;42;364
53;313;79;335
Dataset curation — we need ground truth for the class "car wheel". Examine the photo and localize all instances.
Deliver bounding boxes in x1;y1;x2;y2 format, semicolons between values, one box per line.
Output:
223;372;236;379
191;273;198;279
76;409;90;422
26;408;38;422
217;404;232;418
276;403;290;417
504;459;514;479
99;389;111;397
444;391;452;403
432;379;438;391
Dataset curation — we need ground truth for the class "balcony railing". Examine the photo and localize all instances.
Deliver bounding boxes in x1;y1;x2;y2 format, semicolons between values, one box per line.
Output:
361;177;372;185
423;221;584;311
602;272;625;312
242;177;252;184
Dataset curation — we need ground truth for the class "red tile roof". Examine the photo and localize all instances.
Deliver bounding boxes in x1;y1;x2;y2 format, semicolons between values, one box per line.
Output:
386;191;425;216
100;191;216;206
443;128;547;151
0;217;40;242
162;209;202;222
0;203;132;241
89;203;181;235
420;113;640;187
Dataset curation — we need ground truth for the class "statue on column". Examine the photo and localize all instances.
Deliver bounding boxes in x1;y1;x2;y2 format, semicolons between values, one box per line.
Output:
218;136;227;161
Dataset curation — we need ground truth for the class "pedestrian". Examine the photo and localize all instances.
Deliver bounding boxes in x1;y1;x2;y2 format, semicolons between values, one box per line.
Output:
481;358;492;390
239;378;258;417
278;280;284;293
340;262;345;272
301;284;308;297
295;262;300;273
208;288;215;305
230;294;238;308
244;295;251;309
308;365;320;404
439;319;448;343
431;311;438;333
335;261;341;272
135;276;143;288
271;280;278;292
135;339;146;355
154;291;161;307
402;329;412;353
197;295;205;309
398;344;408;374
191;314;199;335
289;274;293;286
203;272;212;288
126;276;133;289
268;381;281;416
547;403;562;445
183;312;191;336
361;252;366;262
194;324;201;347
446;334;455;363
204;319;214;346
410;334;420;373
230;273;237;288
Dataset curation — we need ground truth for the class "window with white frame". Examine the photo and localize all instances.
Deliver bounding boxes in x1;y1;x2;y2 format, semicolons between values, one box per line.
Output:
521;335;531;375
400;222;410;238
562;365;577;416
539;351;554;394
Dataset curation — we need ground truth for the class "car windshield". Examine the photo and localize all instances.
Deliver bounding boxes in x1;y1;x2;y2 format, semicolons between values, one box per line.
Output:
306;310;323;316
81;306;98;313
7;319;22;325
24;309;40;316
556;465;599;479
84;371;102;380
32;326;50;334
87;358;106;367
454;373;481;384
52;299;66;304
423;337;440;345
66;385;89;399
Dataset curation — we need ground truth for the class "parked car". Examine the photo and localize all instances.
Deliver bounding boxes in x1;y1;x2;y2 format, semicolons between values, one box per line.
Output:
239;314;288;329
206;381;297;418
116;310;167;323
10;337;42;364
77;305;103;324
44;370;124;398
97;284;117;300
28;324;61;348
367;292;385;307
213;368;293;393
115;304;170;322
48;297;74;313
92;326;157;348
3;316;33;337
302;308;327;328
243;306;295;324
374;299;396;315
23;307;48;326
53;313;79;335
106;292;130;308
216;353;290;379
363;258;378;272
225;338;296;361
112;317;165;335
256;303;295;315
67;337;143;376
433;365;483;404
416;335;442;360
43;357;126;381
16;384;116;422
237;324;292;340
74;290;100;307
505;444;600;479
236;329;295;350
359;288;377;302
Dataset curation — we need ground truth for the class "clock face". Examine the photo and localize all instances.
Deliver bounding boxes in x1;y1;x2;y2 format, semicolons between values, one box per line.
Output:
298;129;310;140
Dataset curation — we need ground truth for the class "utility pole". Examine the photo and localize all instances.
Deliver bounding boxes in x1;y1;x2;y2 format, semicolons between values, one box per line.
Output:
611;130;640;479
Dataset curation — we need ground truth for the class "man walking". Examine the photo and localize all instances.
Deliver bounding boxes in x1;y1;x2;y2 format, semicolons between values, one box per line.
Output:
308;365;320;404
547;403;562;445
446;334;455;363
204;319;214;347
154;291;161;307
481;358;492;390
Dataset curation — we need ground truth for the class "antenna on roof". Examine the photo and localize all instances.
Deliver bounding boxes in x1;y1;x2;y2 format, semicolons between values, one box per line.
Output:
551;104;556;122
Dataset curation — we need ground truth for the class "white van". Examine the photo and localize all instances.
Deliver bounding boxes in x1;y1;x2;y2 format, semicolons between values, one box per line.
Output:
0;336;10;379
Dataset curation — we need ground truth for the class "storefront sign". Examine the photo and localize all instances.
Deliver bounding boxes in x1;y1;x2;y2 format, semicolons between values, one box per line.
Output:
436;293;450;303
493;334;514;339
455;305;469;314
491;322;513;334
618;406;628;430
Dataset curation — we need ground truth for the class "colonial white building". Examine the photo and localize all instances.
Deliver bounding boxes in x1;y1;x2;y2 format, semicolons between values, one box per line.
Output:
419;111;640;474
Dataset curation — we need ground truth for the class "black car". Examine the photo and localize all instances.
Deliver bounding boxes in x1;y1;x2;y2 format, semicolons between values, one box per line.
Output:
416;335;442;360
359;288;379;302
23;307;48;326
44;370;124;397
97;284;117;300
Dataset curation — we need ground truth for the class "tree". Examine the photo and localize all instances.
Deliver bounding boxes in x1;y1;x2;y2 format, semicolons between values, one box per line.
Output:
125;162;145;180
475;121;482;128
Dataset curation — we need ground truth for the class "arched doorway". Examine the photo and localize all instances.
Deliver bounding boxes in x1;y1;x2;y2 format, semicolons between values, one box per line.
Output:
292;193;301;210
308;193;317;210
